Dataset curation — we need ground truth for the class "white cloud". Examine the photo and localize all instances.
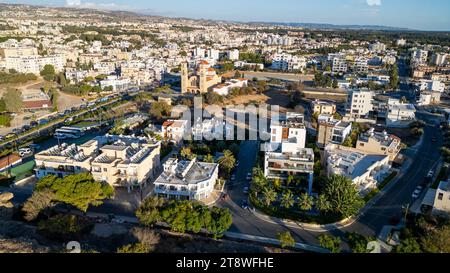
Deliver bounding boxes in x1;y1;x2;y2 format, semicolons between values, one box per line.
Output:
366;0;382;6
65;0;133;11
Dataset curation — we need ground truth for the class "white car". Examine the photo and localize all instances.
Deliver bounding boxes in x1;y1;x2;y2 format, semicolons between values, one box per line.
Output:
412;188;422;199
246;173;252;181
18;148;32;157
243;187;249;194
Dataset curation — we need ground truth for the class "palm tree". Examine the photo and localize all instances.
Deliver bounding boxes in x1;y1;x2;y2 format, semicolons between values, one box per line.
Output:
316;194;331;213
280;190;295;209
218;150;236;175
204;154;215;163
298;193;314;211
180;147;193;160
262;187;277;207
251;167;268;192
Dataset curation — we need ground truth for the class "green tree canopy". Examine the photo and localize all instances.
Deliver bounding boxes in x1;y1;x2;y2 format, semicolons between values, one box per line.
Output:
277;231;296;249
318;234;341;253
218;150;236;175
40;64;56;81
2;88;23;113
321;175;364;218
35;173;114;212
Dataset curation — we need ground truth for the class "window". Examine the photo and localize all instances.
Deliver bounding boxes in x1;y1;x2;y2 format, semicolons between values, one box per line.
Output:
438;193;444;201
360;143;365;147
103;168;107;172
272;136;276;142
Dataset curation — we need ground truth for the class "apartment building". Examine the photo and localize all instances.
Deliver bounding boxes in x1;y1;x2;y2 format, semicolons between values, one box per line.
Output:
353;57;369;74
316;115;352;148
312;100;336;115
153;158;219;201
264;112;314;194
35;135;161;191
369;42;387;53
431;53;447;66
386;99;416;128
162;119;189;144
411;49;428;66
2;55;65;74
415;80;446;93
100;76;131;92
0;46;38;58
356;128;402;161
228;49;240;61
346;89;374;118
332;57;348;73
271;53;306;71
431;181;450;218
325;144;391;194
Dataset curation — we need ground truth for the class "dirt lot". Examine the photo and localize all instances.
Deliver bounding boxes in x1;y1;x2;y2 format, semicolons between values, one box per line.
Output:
224;89;293;113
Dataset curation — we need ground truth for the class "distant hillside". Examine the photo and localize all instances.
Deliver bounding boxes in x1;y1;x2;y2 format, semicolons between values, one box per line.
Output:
247;21;412;31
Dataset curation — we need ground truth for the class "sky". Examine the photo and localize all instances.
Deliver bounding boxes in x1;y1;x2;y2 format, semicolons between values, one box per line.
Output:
2;0;450;31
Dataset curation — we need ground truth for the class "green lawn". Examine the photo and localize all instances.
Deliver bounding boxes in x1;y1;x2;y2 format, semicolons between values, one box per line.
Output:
10;161;36;181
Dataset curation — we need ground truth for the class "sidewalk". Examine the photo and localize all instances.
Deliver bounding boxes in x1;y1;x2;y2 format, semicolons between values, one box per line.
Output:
249;157;414;233
224;232;329;253
76;210;329;253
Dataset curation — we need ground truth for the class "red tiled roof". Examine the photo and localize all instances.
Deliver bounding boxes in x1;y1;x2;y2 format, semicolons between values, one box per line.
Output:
22;100;53;110
0;154;22;170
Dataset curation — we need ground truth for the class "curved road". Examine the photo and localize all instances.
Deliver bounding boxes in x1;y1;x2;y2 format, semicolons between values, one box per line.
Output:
218;111;443;247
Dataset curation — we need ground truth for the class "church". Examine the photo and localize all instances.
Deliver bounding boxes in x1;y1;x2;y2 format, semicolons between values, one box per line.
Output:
181;61;222;94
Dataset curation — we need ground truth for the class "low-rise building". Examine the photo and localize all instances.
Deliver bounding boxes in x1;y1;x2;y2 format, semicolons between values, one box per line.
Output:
386;99;416;128
153;158;219;201
162;119;188;144
356;128;402;161
431;180;450;218
316;115;352;148
35;135;161;191
312;100;336;115
100;76;131;92
213;78;248;96
325;144;391;194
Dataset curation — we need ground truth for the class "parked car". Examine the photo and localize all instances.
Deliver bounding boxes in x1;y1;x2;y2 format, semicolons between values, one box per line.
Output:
19;148;33;157
30;121;38;127
243;187;249;194
246;173;252;181
241;200;249;209
29;144;41;150
230;174;236;181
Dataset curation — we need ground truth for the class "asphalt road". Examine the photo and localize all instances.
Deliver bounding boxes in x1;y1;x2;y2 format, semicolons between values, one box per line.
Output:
2;109;444;248
216;111;443;245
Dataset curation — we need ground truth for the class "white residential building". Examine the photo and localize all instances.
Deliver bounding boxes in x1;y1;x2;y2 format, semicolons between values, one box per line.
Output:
353;57;369;74
325;144;391;194
271;53;306;71
415;80;446;93
100;76;131;92
264;112;314;194
213;78;248;96
431;53;447;66
2;55;65;74
346;89;374;118
228;49;240;61
431;181;450;218
162;119;189;144
332;57;348;73
34;135;161;191
153;158;219;201
386;99;416;128
411;49;428;66
369;42;387;53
